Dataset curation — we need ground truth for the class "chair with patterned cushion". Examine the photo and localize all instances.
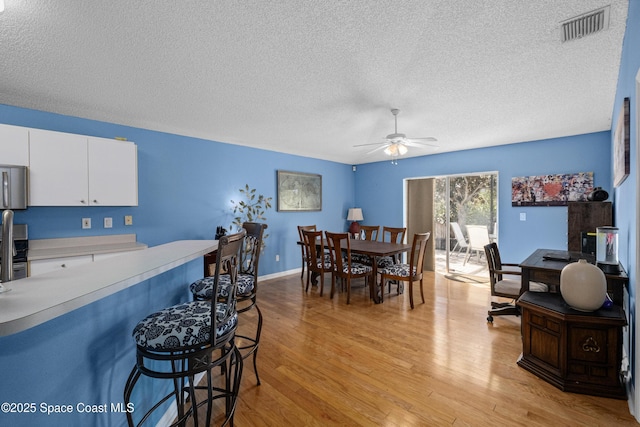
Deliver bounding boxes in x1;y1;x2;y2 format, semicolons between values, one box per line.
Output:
325;231;373;304
124;230;245;427
379;232;431;308
297;225;316;282
484;242;548;323
360;225;380;241
235;222;267;385
378;226;407;267
302;229;331;295
190;222;267;386
351;225;380;265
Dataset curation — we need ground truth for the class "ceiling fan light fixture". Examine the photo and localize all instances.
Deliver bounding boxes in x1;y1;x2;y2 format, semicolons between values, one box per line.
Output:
383;142;408;156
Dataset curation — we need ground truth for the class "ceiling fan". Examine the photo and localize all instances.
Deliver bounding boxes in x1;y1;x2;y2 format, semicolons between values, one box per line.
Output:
354;108;438;162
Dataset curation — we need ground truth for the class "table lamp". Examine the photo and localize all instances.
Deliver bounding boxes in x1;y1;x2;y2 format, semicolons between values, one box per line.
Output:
347;208;363;237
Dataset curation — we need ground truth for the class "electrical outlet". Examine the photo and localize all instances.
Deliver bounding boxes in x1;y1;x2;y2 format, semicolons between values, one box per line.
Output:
124;215;133;226
82;218;91;229
104;217;113;228
275;254;280;262
520;213;527;221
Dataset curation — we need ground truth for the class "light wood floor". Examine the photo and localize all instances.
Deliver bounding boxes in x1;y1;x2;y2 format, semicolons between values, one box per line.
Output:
205;271;637;426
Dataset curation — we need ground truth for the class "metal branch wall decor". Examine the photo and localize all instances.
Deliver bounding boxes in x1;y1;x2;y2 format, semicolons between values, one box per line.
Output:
511;172;594;206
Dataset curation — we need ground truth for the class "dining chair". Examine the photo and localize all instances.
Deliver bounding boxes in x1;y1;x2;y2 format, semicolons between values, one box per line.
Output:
379;226;407;293
325;231;373;304
464;225;490;265
484;242;548;323
297;225;316;281
302;229;331;296
379;232;430;308
360;225;380;241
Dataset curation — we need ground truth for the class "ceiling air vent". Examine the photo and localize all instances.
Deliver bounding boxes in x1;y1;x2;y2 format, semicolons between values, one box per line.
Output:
561;6;610;42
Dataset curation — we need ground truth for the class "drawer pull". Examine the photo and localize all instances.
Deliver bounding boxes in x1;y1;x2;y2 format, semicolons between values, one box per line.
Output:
582;337;600;353
61;264;66;268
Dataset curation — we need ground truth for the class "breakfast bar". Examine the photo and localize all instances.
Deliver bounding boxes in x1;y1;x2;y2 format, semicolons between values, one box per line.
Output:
0;240;216;427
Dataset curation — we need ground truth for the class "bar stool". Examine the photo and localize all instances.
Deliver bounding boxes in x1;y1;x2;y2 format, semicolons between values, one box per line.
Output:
124;230;245;427
191;222;267;386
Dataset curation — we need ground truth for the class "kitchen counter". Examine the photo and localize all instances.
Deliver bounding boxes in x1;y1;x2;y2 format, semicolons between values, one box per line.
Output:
0;239;217;336
28;233;147;260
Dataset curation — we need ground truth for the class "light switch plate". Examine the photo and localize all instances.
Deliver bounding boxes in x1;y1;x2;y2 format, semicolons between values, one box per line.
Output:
104;217;113;228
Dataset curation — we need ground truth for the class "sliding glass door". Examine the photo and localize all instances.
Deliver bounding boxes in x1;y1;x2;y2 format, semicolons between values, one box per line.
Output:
433;173;498;274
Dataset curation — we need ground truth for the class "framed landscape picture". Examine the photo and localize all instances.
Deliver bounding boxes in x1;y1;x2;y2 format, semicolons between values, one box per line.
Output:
613;97;630;187
277;170;322;211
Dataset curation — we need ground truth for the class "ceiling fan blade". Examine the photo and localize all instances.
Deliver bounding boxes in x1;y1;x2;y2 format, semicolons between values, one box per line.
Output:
407;137;438;142
366;145;390;155
403;140;439;149
353;141;387;148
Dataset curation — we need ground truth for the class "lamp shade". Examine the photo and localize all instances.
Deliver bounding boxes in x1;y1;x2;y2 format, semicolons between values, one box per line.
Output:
347;208;363;221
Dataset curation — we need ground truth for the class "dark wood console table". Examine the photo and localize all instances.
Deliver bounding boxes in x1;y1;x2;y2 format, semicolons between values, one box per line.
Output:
517;291;627;399
520;249;628;305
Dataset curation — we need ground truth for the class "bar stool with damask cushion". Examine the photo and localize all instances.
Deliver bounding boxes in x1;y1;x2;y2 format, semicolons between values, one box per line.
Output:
325;231;373;304
302;229;332;295
379;232;430;308
190;222;267;386
124;230;245;427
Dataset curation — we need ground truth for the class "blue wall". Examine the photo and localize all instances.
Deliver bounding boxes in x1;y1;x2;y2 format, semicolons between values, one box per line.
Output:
354;132;611;262
0;259;202;427
611;0;640;407
0;104;354;276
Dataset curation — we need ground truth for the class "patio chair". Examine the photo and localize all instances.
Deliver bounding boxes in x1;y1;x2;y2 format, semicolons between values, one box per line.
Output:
450;222;469;253
464;225;490;265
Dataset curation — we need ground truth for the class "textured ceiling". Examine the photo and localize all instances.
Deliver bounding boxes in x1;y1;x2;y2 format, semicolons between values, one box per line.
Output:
0;0;629;164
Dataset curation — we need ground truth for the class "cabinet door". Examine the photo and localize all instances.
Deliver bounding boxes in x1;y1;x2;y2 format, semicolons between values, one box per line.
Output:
29;129;89;206
29;255;93;277
0;124;29;166
88;137;138;206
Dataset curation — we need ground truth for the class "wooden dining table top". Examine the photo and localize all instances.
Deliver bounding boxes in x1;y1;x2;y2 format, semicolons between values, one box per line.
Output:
347;239;412;257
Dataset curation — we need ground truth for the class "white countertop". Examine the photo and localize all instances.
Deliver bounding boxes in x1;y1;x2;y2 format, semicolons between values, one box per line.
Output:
28;233;148;260
0;240;217;336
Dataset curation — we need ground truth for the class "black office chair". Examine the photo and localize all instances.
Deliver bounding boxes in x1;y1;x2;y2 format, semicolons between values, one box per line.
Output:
484;242;548;323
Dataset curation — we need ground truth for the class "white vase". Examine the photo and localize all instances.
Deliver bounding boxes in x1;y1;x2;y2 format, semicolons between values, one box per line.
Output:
560;259;607;311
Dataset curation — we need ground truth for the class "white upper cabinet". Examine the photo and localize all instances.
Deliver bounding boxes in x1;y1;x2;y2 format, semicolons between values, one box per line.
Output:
28;129;138;206
87;137;138;206
29;129;89;206
0;124;30;166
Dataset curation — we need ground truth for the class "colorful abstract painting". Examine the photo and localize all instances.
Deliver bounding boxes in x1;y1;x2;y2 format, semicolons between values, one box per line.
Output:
511;172;594;206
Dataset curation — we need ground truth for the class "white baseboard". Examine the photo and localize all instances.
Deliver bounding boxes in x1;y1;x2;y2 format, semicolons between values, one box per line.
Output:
259;268;300;282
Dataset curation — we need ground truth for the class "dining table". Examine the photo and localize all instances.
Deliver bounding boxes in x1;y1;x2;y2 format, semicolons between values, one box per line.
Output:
306;238;412;304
